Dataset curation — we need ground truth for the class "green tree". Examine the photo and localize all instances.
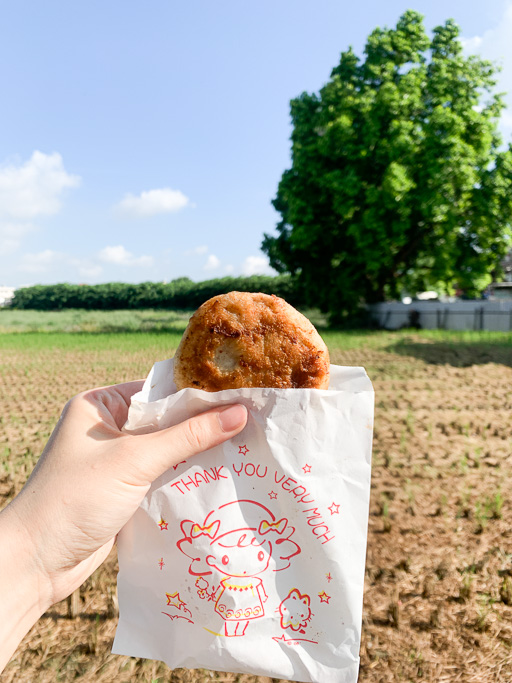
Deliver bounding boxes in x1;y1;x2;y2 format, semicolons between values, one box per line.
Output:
262;10;512;321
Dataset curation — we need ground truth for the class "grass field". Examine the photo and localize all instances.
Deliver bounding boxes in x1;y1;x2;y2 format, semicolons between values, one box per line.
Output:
1;310;512;682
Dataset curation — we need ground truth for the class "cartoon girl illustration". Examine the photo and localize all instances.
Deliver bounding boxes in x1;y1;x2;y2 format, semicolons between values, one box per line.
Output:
177;499;301;637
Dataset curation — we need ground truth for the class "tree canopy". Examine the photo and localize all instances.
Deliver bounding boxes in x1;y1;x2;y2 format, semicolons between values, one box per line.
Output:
262;10;512;321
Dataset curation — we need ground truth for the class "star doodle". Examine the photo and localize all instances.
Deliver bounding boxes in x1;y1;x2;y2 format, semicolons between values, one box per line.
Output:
328;503;340;516
166;592;187;610
268;491;278;500
302;464;312;474
238;444;249;456
158;558;165;570
326;572;333;583
318;591;331;604
158;519;169;531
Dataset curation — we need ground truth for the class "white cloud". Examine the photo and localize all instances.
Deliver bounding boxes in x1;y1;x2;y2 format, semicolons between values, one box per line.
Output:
0;222;34;255
98;245;154;267
461;2;512;131
78;265;103;279
16;246;151;279
116;188;190;217
19;249;65;273
204;254;220;270
69;257;103;279
241;255;276;276
501;110;512;130
185;244;209;256
0;151;80;255
224;264;234;274
0;151;80;220
459;35;482;52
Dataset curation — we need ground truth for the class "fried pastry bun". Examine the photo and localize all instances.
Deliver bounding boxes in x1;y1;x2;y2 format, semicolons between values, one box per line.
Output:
174;291;330;391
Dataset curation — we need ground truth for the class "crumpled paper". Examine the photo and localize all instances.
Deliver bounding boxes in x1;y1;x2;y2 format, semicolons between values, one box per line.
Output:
112;359;374;683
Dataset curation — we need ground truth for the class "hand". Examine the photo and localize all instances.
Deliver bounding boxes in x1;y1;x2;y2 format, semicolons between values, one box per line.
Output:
0;381;247;669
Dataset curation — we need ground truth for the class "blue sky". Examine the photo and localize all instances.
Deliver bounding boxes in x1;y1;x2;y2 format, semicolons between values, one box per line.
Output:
1;0;511;287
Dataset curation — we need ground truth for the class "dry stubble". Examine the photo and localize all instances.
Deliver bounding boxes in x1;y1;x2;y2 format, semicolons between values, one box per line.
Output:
1;334;512;682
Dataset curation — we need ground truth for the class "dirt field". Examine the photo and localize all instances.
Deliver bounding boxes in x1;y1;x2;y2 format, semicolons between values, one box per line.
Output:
1;330;512;682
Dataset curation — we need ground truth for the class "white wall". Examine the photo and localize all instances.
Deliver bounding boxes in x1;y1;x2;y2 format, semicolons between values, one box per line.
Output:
368;301;512;332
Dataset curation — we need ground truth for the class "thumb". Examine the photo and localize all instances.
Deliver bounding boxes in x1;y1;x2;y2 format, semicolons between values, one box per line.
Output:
129;404;248;483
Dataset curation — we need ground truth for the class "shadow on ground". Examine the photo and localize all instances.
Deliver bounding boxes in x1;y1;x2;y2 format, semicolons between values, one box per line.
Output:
387;338;512;368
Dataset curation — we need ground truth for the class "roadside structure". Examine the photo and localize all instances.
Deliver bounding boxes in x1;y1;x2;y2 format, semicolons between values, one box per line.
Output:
0;286;15;307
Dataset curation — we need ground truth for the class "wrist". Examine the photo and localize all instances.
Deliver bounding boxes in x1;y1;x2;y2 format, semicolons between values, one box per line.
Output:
0;503;52;671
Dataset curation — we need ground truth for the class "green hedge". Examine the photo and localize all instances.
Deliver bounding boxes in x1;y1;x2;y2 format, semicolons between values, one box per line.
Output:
9;275;305;311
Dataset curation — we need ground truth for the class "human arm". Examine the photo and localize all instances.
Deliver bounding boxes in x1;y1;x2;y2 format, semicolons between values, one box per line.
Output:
0;381;247;670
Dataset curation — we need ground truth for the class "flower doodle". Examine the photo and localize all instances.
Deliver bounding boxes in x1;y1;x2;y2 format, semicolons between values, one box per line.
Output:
177;499;301;637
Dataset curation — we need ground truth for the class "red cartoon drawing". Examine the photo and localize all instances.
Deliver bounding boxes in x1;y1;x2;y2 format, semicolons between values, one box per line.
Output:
278;588;312;634
318;590;331;604
272;633;318;645
177;500;301;637
162;591;194;624
195;576;217;601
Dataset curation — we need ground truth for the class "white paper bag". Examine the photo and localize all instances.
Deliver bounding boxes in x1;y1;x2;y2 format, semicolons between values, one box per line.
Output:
112;359;374;683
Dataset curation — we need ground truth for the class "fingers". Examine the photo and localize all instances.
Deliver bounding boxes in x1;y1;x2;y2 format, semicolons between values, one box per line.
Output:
80;381;146;409
132;404;248;483
67;381;146;433
95;381;146;430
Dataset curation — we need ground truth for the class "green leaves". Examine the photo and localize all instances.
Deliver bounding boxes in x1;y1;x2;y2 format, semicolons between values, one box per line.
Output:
263;11;512;320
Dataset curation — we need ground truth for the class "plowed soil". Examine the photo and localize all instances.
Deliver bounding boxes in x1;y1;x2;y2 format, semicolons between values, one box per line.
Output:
1;333;512;682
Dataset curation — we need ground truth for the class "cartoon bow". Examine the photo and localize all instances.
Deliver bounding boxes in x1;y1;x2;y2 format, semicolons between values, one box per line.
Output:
259;518;287;535
191;521;220;539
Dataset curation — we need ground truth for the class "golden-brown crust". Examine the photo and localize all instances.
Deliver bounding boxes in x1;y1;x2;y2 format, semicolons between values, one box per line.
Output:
173;291;330;391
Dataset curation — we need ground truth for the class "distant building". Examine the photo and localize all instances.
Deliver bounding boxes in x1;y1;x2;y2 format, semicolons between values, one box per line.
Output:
502;249;512;283
0;286;15;307
489;282;512;300
487;250;512;299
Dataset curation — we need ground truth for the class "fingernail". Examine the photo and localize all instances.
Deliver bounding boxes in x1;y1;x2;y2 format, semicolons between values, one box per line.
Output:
218;404;247;432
